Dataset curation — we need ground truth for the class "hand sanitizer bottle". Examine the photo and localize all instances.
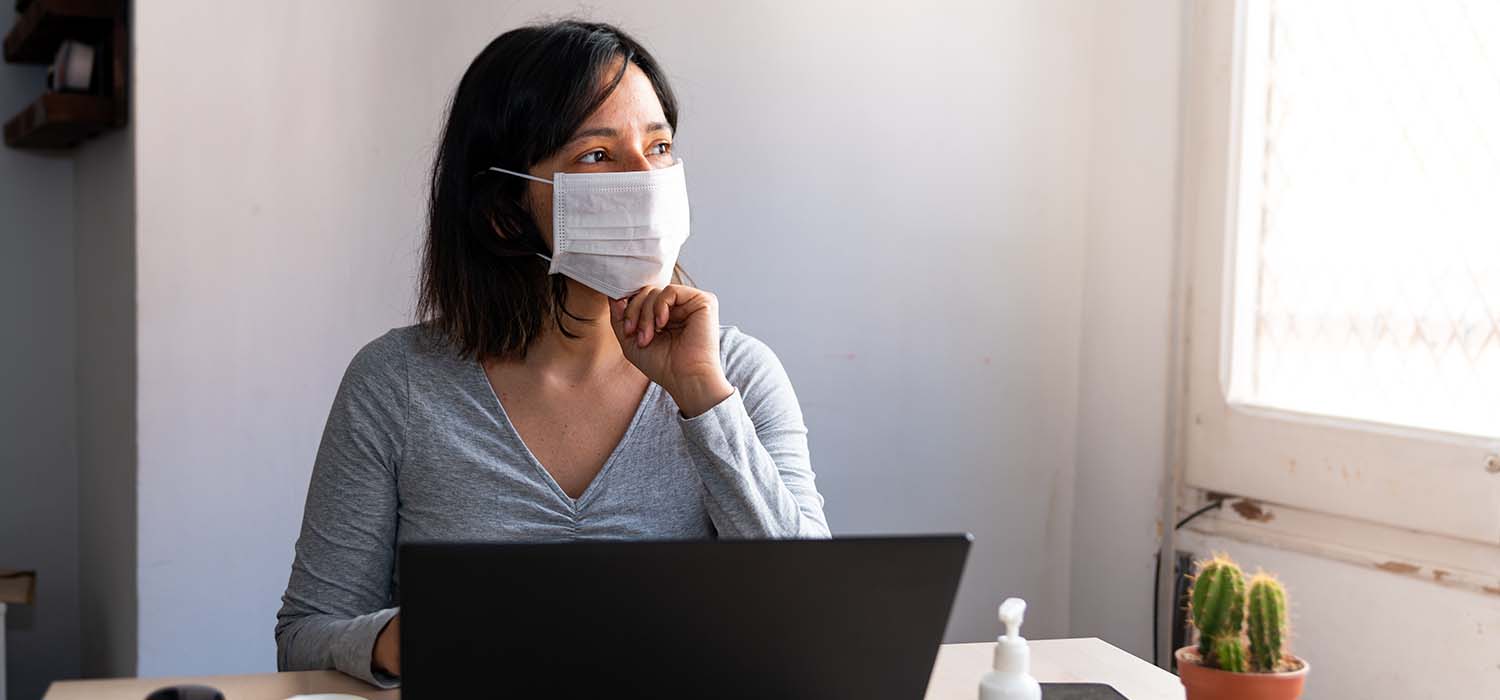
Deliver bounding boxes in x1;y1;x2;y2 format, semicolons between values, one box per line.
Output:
979;597;1042;700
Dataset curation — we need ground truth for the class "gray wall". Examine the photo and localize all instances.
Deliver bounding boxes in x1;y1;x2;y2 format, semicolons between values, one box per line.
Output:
74;122;137;680
0;39;81;699
131;0;1094;673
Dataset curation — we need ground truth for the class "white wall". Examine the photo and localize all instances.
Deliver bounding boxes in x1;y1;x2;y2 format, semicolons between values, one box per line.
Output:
0;40;80;699
130;0;1094;673
1068;0;1181;661
664;0;1094;644
131;2;425;674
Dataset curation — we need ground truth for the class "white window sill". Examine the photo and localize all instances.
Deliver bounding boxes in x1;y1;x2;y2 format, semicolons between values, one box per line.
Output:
1179;489;1500;597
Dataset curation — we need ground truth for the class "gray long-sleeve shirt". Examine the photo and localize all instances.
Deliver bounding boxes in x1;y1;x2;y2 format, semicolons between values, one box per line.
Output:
275;324;829;687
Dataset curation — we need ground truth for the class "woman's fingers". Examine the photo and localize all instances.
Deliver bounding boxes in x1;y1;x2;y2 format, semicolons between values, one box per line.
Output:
654;286;679;332
638;287;664;345
664;286;712;324
616;284;705;349
622;289;650;335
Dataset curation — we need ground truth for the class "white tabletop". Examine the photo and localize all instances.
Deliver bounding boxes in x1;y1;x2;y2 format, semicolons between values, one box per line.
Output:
45;637;1184;700
927;639;1184;700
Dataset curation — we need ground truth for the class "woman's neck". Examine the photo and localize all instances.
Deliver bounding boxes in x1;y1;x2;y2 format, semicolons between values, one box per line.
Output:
510;279;628;382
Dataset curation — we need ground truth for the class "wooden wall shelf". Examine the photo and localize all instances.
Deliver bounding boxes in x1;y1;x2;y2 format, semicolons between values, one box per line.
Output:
4;92;114;147
0;569;37;606
4;0;118;64
2;0;126;150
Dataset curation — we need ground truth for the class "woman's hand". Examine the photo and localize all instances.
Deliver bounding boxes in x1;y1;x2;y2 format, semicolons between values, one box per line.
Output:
610;284;734;418
372;613;400;677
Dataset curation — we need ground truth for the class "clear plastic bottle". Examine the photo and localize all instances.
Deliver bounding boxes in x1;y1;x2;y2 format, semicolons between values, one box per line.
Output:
978;598;1042;700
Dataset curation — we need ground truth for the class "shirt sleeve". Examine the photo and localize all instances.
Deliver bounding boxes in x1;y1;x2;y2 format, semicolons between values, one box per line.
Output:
275;332;407;688
677;328;831;539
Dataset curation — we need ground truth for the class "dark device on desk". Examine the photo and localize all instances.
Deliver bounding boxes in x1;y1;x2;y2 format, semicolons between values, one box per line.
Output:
1042;683;1129;699
142;686;224;700
400;535;972;699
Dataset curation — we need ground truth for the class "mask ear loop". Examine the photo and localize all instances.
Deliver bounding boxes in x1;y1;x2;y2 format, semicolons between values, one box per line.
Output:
482;166;556;262
485;166;555;185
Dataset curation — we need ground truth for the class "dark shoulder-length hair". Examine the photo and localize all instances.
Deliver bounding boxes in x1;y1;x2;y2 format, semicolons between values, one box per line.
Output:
417;19;683;361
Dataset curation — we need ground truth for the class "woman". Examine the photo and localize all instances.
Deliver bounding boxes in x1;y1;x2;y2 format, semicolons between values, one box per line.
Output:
274;20;829;687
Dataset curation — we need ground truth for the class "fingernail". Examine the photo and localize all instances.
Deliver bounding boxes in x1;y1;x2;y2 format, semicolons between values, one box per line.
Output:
625;318;635;333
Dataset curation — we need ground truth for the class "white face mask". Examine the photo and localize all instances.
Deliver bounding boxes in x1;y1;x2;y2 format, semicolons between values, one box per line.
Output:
487;159;691;299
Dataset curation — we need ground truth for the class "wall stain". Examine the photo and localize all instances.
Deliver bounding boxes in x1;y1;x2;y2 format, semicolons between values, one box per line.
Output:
1376;561;1420;575
1231;498;1275;522
1484;585;1500;597
1432;569;1452;583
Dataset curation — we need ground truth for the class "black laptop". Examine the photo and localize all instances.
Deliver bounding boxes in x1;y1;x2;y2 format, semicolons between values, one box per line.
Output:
399;535;972;699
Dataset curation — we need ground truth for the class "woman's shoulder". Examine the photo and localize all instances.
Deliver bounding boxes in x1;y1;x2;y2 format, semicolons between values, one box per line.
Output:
716;325;793;391
341;323;455;384
349;324;790;388
717;324;765;363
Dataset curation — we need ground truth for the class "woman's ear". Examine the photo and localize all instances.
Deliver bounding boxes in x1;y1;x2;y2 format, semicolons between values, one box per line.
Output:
524;182;556;249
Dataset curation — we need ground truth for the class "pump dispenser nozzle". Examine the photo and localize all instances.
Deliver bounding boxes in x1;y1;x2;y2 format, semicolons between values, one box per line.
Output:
980;597;1041;700
999;598;1026;640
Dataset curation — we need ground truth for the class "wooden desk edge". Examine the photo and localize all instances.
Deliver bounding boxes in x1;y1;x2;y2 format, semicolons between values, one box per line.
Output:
44;638;1183;700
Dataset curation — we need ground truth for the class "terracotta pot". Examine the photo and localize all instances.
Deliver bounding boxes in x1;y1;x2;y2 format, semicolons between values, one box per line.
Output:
1176;647;1309;700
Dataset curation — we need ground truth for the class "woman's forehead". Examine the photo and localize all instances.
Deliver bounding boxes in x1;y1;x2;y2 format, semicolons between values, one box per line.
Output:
578;63;668;132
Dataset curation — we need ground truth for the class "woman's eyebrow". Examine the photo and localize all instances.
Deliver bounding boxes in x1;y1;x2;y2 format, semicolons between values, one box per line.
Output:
565;122;673;145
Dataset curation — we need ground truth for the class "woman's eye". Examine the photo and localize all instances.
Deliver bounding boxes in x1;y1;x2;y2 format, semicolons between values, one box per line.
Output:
649;142;671;156
578;150;607;164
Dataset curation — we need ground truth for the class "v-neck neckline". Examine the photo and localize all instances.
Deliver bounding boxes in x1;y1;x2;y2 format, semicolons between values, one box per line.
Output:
472;360;659;511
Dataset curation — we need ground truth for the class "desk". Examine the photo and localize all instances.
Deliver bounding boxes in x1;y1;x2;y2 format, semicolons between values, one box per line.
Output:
45;637;1184;700
928;639;1184;700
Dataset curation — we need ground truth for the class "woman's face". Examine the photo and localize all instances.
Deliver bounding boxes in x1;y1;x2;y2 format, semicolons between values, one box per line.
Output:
524;60;675;250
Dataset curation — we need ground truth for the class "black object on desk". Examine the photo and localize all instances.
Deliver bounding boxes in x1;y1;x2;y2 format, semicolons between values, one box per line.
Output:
401;535;972;699
143;685;225;700
1043;682;1129;699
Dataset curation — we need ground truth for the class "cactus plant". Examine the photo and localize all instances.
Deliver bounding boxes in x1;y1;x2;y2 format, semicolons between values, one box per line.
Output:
1178;554;1307;700
1212;635;1248;673
1189;554;1246;668
1246;573;1289;672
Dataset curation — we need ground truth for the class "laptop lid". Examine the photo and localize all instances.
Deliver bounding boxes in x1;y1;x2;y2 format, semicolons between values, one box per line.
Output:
400;535;971;699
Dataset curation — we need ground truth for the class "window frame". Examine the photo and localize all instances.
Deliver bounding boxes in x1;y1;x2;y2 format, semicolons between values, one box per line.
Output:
1180;0;1500;546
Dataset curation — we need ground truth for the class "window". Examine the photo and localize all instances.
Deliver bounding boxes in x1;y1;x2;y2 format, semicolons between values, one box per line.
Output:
1181;0;1500;546
1229;0;1500;439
